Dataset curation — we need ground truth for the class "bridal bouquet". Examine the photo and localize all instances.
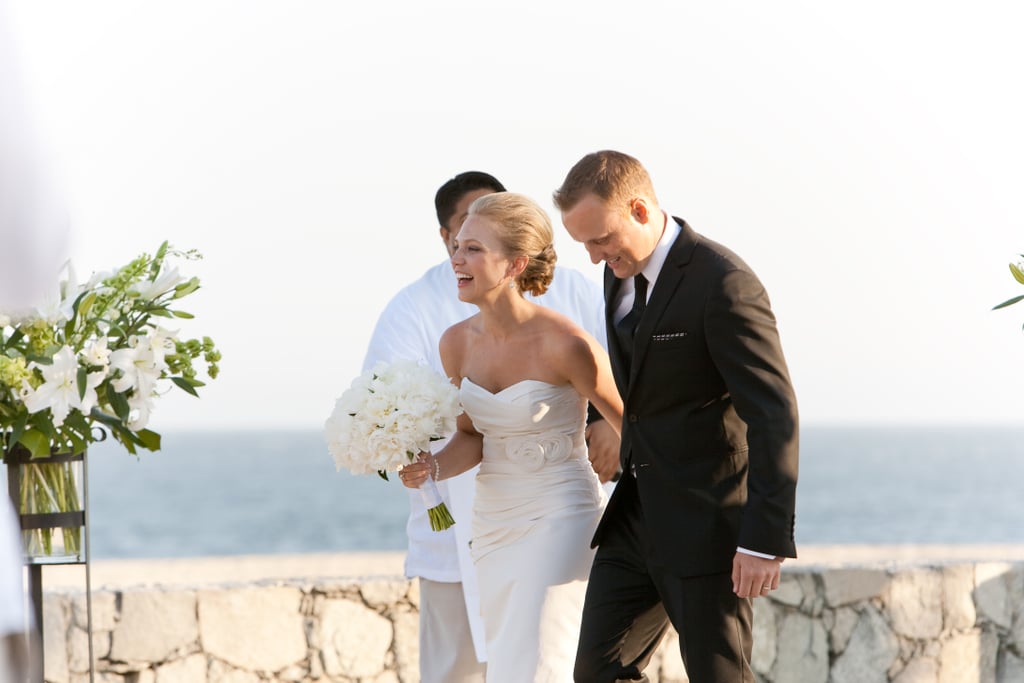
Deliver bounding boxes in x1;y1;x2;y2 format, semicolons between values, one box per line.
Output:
324;359;461;531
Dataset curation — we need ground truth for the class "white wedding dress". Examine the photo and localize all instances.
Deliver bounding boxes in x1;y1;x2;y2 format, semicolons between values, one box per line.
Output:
462;378;606;683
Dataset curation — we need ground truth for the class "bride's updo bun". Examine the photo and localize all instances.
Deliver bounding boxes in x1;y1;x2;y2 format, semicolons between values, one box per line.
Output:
468;192;558;296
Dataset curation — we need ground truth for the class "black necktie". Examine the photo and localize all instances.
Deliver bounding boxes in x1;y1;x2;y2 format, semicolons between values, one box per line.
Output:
615;273;648;368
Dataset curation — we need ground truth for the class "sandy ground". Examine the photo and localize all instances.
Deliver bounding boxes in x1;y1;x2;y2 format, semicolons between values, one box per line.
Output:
35;545;1024;591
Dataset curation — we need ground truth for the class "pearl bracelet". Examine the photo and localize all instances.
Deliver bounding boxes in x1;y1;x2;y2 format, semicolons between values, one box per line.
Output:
432;454;441;481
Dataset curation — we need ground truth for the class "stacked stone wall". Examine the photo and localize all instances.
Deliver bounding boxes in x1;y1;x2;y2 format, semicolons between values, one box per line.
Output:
40;562;1024;682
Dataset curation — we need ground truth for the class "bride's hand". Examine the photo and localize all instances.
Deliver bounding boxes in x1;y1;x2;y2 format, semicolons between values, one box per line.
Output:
398;452;432;489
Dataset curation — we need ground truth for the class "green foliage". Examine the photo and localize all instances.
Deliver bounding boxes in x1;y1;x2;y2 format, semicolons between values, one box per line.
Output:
993;257;1024;316
0;243;220;457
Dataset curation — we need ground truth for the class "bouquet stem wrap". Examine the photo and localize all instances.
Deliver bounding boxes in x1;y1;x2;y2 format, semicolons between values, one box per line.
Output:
417;475;455;531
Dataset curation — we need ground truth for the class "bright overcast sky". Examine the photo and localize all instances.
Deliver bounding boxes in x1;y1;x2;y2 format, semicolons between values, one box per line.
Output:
4;1;1023;430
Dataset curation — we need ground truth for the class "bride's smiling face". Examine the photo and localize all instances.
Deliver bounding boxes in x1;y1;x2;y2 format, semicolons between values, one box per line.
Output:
450;214;514;302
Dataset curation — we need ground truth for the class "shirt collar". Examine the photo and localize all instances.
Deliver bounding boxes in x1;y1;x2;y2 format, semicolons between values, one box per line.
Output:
640;211;679;286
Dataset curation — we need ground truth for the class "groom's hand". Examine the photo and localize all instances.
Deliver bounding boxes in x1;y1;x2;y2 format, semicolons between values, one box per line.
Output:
584;419;620;483
731;552;783;599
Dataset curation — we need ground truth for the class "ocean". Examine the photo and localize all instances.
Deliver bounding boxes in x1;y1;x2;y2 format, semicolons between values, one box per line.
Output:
35;425;1024;560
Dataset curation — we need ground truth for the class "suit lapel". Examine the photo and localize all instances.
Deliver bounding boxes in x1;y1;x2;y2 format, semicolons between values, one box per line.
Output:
628;218;697;387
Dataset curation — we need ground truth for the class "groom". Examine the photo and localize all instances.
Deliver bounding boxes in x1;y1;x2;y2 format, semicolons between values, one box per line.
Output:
555;151;799;682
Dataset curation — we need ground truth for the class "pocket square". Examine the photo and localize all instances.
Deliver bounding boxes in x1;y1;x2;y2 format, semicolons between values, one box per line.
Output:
652;332;688;341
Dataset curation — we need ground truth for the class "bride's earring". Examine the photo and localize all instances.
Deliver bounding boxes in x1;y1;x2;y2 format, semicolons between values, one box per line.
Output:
508;280;515;290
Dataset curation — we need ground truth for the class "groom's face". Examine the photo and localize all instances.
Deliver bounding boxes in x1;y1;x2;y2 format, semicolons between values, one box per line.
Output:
561;193;655;279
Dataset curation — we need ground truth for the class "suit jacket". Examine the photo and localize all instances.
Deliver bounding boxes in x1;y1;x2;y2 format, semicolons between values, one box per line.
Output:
594;218;799;577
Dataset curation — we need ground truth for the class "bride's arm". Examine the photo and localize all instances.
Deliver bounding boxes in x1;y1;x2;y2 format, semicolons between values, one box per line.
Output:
399;412;482;489
400;324;483;489
563;332;623;436
432;413;483;480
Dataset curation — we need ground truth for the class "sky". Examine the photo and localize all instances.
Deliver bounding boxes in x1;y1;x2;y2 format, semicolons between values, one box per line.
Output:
3;1;1023;430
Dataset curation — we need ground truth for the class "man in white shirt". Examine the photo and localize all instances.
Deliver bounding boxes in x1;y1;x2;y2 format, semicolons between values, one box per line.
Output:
362;171;617;682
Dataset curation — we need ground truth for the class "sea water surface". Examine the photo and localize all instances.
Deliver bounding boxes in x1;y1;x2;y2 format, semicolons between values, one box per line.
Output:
63;425;1024;559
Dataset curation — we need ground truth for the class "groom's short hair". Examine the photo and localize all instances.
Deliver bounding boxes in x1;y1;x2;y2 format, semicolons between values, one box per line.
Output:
435;171;506;228
553;150;658;213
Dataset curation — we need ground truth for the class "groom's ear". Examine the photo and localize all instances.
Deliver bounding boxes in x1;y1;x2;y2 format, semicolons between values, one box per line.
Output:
630;198;651;224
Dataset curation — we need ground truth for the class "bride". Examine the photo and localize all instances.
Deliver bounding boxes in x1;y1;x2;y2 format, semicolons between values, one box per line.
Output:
400;192;623;682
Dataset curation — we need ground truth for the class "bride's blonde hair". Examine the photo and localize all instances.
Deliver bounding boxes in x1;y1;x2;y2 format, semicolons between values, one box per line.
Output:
468;192;557;296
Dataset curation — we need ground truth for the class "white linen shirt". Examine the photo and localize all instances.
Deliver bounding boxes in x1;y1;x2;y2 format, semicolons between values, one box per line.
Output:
361;258;605;660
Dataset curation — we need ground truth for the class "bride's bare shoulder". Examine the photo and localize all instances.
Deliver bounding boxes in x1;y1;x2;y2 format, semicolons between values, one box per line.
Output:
532;308;599;359
534;306;593;341
440;316;476;355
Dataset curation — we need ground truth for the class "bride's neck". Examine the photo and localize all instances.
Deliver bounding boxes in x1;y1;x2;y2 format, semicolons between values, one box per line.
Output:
475;294;533;339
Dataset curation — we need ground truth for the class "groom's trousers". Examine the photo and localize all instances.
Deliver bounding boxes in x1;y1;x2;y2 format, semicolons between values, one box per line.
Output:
574;476;754;683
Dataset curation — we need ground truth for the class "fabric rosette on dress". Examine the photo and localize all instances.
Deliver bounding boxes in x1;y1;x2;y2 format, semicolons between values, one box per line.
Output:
324;359;462;530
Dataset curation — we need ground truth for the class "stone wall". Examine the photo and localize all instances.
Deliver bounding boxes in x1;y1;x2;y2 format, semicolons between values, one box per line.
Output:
40;561;1024;683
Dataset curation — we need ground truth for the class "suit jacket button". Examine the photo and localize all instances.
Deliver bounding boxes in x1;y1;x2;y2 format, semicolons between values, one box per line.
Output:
628;414;638;423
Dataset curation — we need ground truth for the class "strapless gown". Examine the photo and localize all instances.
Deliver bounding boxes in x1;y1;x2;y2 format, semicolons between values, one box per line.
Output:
462;378;606;683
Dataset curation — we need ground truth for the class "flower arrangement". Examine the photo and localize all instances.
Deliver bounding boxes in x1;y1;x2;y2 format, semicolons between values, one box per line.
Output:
324;359;460;531
1;242;220;556
993;256;1024;325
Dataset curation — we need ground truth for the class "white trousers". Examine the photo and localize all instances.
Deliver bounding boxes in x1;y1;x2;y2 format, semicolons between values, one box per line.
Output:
419;578;486;683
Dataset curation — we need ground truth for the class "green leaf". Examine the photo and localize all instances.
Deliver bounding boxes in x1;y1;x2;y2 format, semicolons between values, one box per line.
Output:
18;429;51;458
116;430;139;455
106;386;131;422
77;367;88;399
377;469;389;481
993;294;1024;310
1011;263;1024;285
76;291;97;322
170;310;195;319
8;413;28;450
173;278;200;298
136;429;161;451
68;432;87;455
149;309;173;318
171;376;200;397
64;410;91;440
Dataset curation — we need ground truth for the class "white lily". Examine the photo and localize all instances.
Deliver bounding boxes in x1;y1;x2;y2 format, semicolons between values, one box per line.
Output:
109;338;162;396
30;261;82;325
144;326;178;366
81;337;111;369
22;346;103;427
126;393;156;430
134;267;184;301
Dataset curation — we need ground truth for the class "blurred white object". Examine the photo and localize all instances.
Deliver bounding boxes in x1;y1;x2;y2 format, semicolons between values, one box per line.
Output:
0;0;69;315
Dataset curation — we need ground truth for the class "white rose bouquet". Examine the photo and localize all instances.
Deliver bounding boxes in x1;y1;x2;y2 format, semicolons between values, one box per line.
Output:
324;359;461;531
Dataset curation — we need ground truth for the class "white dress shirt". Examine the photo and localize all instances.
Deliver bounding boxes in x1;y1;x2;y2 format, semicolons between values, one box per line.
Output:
362;259;606;660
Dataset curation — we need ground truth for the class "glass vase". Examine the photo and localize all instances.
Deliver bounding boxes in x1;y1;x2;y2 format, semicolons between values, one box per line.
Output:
3;443;86;564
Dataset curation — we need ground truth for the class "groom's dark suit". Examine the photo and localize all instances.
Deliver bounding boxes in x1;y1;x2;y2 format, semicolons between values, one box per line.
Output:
576;218;798;683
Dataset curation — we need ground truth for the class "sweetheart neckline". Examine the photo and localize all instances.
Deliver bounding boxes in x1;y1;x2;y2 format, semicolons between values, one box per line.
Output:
462;377;570;397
